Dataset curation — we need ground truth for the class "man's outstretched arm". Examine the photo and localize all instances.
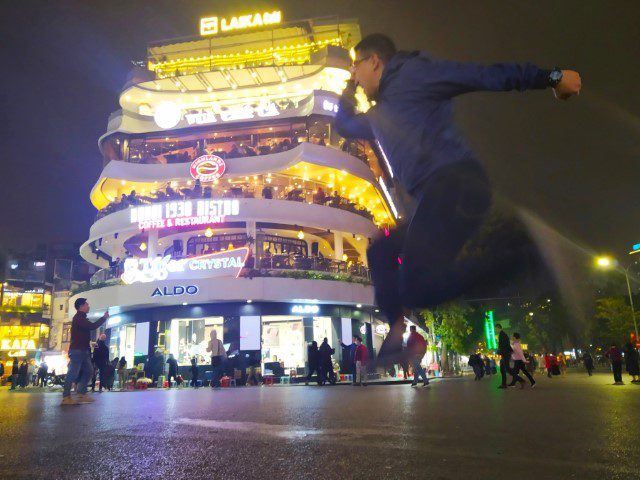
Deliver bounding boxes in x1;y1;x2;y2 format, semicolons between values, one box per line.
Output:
333;79;375;140
421;59;581;100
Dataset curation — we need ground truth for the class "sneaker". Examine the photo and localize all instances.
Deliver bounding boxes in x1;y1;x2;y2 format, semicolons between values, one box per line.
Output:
410;383;418;387
530;382;536;388
422;383;429;387
61;396;78;406
497;385;508;389
75;394;95;404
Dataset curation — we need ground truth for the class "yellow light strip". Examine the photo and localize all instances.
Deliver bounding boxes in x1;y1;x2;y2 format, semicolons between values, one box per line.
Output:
149;38;343;79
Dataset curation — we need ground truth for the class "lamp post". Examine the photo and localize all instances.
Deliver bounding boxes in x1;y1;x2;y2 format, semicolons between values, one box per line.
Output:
596;256;638;341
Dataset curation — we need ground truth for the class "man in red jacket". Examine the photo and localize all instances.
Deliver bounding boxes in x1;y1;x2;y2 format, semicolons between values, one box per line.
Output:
354;336;369;386
62;298;109;405
407;325;429;387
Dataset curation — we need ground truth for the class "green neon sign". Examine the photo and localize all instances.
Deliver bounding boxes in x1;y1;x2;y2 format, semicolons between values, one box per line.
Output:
484;310;497;350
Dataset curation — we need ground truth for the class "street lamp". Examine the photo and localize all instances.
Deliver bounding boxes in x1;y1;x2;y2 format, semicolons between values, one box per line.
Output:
595;255;638;341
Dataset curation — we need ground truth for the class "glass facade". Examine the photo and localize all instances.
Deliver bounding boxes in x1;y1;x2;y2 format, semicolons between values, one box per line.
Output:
168;317;224;366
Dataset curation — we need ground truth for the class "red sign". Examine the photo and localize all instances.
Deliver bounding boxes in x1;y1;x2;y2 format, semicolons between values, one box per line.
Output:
190;155;226;182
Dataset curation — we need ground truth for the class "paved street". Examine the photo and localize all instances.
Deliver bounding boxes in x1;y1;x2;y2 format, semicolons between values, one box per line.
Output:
0;371;637;480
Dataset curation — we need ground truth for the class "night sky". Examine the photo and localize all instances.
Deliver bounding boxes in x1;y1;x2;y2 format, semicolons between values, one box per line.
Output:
1;0;638;259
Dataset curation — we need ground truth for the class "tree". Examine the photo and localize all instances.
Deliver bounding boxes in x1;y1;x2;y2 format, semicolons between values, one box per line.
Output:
592;297;634;346
420;302;472;374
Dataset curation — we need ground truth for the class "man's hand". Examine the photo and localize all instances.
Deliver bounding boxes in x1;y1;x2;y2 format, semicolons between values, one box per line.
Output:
553;70;581;100
103;310;110;320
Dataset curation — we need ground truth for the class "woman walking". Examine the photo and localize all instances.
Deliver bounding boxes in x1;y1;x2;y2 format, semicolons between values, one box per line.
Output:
508;333;536;388
623;342;639;383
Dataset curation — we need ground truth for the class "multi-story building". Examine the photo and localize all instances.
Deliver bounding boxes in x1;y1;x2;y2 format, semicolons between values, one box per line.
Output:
71;12;401;378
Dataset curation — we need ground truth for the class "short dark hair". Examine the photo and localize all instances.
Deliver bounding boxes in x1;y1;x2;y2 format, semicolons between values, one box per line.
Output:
74;298;87;310
513;332;521;339
495;324;502;329
410;325;417;332
354;34;397;63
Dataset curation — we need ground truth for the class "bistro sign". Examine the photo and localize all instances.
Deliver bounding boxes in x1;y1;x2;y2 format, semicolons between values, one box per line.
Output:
121;247;249;284
130;199;240;231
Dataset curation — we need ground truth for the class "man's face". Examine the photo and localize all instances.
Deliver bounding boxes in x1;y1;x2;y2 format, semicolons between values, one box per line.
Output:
79;302;90;313
351;51;384;99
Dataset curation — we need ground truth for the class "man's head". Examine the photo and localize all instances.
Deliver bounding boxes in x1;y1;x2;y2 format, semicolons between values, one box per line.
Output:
513;332;521;341
99;333;107;341
74;298;89;313
495;324;502;332
354;336;362;345
351;33;396;99
352;335;358;344
409;325;417;333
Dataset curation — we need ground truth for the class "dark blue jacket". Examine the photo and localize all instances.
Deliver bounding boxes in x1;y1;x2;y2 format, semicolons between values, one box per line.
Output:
334;51;551;194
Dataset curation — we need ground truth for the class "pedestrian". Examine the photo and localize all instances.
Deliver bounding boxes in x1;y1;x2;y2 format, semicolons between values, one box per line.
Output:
406;325;429;387
105;358;117;391
152;350;164;387
306;341;321;385
318;337;336;385
557;354;567;376
167;353;179;387
18;361;28;388
469;352;484;380
0;361;4;382
37;362;48;387
582;351;594;376
623;342;640;383
117;356;127;390
206;330;227;388
62;298;109;405
495;324;513;389
604;343;624;385
92;333;109;392
190;357;199;388
354;336;369;386
340;336;358;384
483;356;491;376
27;361;36;386
10;358;19;390
508;333;536;388
334;33;581;361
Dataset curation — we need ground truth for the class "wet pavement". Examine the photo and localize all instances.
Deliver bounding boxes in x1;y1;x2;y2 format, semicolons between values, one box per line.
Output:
0;371;637;480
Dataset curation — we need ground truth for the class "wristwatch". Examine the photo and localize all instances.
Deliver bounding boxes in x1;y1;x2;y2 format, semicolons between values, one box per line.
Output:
548;68;563;87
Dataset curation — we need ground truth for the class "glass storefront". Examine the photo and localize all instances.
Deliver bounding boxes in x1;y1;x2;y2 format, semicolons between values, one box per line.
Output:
261;316;305;372
168;317;224;366
109;324;136;366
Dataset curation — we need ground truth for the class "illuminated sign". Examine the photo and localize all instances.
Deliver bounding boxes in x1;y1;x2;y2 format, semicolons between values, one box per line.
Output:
121;247;249;284
200;10;282;36
322;100;339;113
291;304;319;314
375;324;390;335
130;199;240;230
1;339;36;351
484;311;497;350
157;102;281;128
190;155;226;182
151;285;199;297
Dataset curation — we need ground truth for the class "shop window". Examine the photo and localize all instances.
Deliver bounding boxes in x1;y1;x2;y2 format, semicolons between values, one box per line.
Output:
61;323;72;343
168;317;224;366
187;234;247;256
261;316;305;371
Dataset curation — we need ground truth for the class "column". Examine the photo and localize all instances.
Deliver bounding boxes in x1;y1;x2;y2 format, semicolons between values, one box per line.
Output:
147;230;159;258
333;231;343;261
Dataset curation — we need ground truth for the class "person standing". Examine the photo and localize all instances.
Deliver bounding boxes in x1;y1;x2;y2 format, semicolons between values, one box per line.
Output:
10;358;19;390
105;358;117;391
495;324;513;389
334;33;581;361
508;333;536;388
407;325;429;387
340;336;358;384
117;356;127;390
557;354;567;376
62;298;109;405
604;343;624;385
92;333;109;392
582;351;595;376
306;341;321;385
623;342;640;383
37;362;48;387
206;330;227;388
354;336;369;386
0;361;4;383
167;353;179;388
18;361;28;388
483;356;492;376
190;357;199;388
544;354;553;378
318;338;336;385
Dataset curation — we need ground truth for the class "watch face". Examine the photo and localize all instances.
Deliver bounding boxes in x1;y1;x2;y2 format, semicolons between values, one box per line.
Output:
550;70;563;84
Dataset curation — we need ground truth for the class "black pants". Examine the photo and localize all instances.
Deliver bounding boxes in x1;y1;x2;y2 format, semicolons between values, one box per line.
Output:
612;361;623;383
306;365;320;384
499;354;511;387
472;365;483;380
367;162;491;323
509;360;535;385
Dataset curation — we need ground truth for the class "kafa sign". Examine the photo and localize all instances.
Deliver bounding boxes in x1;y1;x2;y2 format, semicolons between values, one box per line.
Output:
190;155;226;182
121;247;249;284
